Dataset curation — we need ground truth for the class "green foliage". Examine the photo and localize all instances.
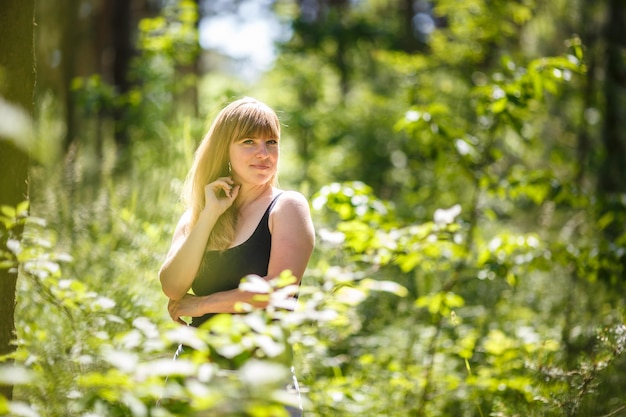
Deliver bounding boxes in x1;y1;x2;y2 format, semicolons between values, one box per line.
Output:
8;0;626;415
70;75;116;117
137;0;198;65
304;179;626;417
3;196;400;416
128;0;200;130
431;0;535;65
68;0;201;159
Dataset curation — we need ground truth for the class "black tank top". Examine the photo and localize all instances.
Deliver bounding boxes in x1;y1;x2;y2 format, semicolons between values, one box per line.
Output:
190;193;282;327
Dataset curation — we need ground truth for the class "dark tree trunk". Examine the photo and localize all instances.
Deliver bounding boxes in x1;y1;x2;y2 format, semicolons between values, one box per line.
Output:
576;0;604;185
112;0;133;148
61;0;141;155
0;0;35;401
61;0;80;151
599;0;626;196
597;0;626;285
400;0;418;52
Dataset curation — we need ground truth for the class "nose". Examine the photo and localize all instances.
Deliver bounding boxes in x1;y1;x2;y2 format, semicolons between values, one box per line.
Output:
256;143;268;158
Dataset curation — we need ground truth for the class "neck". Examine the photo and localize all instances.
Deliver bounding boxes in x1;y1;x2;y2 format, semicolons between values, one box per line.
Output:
235;184;273;210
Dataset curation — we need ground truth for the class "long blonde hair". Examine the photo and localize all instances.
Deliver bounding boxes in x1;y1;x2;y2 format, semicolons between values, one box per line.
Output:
183;97;281;250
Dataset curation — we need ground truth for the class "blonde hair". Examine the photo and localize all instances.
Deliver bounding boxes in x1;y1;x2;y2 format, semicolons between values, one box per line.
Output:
183;97;281;250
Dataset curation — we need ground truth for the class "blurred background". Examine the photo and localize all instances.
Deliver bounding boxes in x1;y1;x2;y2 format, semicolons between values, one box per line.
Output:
1;1;626;416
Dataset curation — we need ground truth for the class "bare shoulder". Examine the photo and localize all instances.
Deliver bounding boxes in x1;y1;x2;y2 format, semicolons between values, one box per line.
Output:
270;190;314;233
275;190;310;210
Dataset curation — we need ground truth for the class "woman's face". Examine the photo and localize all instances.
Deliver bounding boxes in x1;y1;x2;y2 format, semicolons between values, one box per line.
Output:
228;134;279;187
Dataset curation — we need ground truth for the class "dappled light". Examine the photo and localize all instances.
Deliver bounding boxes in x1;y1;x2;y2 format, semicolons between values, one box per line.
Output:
1;0;626;416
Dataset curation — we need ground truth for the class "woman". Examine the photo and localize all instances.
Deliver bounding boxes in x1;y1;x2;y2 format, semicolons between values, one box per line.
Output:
159;97;315;414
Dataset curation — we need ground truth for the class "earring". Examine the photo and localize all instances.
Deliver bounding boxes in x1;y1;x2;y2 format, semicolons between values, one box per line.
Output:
228;161;232;174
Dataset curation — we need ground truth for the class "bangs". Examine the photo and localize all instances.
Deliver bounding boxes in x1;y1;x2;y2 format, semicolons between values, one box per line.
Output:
245;119;280;140
225;99;281;142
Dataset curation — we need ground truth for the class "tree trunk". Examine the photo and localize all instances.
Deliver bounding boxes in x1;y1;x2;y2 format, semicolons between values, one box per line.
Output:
0;0;35;402
599;0;626;196
597;0;626;285
112;0;133;149
61;0;80;151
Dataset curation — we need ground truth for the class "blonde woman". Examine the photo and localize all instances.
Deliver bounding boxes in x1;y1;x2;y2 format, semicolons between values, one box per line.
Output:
159;97;314;415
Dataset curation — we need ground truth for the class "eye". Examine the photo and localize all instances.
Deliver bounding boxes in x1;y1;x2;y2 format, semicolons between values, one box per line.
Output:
267;139;278;146
241;138;255;145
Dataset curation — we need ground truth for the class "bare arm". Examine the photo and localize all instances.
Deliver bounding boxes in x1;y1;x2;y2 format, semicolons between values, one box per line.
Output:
265;190;316;283
168;191;315;320
159;178;240;300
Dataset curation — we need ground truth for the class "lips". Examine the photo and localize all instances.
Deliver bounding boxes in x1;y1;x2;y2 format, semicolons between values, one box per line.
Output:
251;164;271;170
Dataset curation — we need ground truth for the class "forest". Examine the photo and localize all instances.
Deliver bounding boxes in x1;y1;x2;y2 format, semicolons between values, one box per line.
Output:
1;0;625;416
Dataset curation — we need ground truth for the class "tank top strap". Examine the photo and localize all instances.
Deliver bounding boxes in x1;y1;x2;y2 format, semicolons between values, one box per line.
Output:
265;192;284;217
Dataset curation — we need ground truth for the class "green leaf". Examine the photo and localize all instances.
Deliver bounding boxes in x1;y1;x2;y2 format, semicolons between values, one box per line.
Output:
0;396;7;414
16;201;29;217
416;292;465;316
0;206;15;219
490;97;508;114
360;278;408;297
597;212;615;230
483;330;516;356
0;260;15;270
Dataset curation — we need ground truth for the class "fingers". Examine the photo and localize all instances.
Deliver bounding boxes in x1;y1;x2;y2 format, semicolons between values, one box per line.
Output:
168;298;184;324
208;177;234;196
220;180;235;198
204;178;241;203
229;184;241;200
167;299;177;319
213;178;231;197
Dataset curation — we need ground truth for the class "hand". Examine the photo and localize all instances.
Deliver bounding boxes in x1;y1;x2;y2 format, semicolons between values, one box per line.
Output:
168;294;206;324
203;177;240;216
